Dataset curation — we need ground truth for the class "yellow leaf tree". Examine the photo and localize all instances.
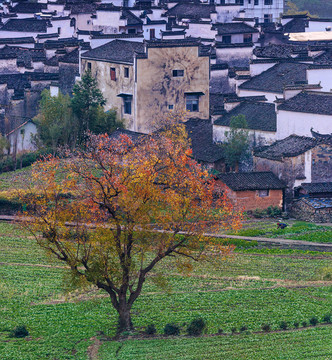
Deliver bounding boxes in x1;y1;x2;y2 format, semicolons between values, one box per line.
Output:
22;124;242;334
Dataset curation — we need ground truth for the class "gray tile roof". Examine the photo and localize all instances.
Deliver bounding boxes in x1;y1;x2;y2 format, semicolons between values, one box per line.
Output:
300;197;332;209
185;118;224;163
254;135;318;160
165;3;215;20
214;101;276;132
278;91;332;115
0;18;50;33
212;22;259;35
81;40;145;64
217;171;285;191
253;44;307;59
300;182;332;194
238;62;309;94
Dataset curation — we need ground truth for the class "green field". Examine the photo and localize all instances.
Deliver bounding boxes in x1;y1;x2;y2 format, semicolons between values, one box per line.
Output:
0;222;331;359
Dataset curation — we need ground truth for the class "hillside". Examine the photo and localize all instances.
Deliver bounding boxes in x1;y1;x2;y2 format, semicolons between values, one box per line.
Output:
289;0;332;18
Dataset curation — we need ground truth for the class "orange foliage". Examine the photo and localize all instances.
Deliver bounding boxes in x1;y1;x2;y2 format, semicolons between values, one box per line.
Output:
21;124;242;332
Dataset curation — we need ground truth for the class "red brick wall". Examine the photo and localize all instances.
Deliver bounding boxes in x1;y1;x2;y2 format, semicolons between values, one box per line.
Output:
216;181;283;211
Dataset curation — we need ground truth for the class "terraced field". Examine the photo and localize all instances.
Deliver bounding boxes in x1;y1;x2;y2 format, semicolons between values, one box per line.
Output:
0;222;331;359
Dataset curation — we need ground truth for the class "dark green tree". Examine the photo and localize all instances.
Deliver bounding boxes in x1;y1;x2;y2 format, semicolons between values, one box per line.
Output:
89;107;123;135
34;89;77;152
223;115;250;172
71;70;106;142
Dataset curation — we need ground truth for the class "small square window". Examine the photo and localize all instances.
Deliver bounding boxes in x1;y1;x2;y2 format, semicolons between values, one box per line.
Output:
264;0;273;4
168;104;174;110
110;67;116;81
124;67;129;78
222;35;231;44
186;94;199;112
172;69;184;77
254;0;259;5
258;190;269;197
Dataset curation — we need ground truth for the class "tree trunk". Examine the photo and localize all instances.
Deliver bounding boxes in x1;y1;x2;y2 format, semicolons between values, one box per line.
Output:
116;302;133;334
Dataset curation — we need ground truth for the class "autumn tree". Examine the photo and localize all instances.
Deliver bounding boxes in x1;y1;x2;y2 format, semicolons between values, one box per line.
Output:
22;125;241;334
223;115;250;172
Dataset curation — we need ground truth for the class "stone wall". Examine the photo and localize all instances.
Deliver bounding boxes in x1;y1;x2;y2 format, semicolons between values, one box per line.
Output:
312;144;332;183
291;199;332;223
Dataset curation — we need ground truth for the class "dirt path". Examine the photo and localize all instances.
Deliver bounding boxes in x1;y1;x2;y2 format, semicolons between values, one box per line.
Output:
1;215;331;251
87;337;102;360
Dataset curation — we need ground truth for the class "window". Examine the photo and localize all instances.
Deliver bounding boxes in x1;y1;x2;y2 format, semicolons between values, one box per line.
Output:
110;67;116;81
186;95;199;112
128;28;136;34
124;97;132;114
87;62;91;71
150;28;155;39
168;104;174;110
57;27;61;34
264;14;273;23
235;0;244;4
172;69;184;77
264;0;273;4
222;35;231;44
254;0;259;5
257;190;269;197
124;67;129;78
244;33;252;43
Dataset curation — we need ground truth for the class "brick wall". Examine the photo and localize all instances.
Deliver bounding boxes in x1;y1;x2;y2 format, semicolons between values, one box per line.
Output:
217;181;283;211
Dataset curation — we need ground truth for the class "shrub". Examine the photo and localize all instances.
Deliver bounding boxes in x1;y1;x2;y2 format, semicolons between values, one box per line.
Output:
280;321;287;330
322;314;331;323
309;316;318;326
10;325;29;338
302;321;307;327
187;318;206;336
293;322;299;329
261;324;271;332
231;327;237;334
145;324;156;335
217;328;223;335
164;323;180;336
267;206;282;218
239;326;247;332
252;208;267;218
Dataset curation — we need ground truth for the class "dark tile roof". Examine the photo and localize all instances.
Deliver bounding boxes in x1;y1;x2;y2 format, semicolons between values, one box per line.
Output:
0;45;45;61
108;128;147;142
0;18;50;33
300;182;332;194
254;135;318;160
67;3;96;14
212;22;259;35
185;118;224;163
239;62;309;94
122;9;143;26
81;40;145;64
43;38;86;49
215;41;253;49
11;2;47;13
0;36;35;45
278;91;332;115
58;48;79;64
313;48;332;65
210;93;225;116
217;171;285;191
253;44;307;59
214;101;276;132
283;18;308;33
165;3;215;20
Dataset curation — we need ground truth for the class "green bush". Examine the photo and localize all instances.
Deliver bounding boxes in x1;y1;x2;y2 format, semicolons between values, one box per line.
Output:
261;324;271;332
231;327;237;334
309;317;318;326
187;318;206;336
10;325;29;338
217;328;223;334
322;314;331;323
293;322;299;329
145;324;156;335
302;321;308;327
280;321;288;330
164;323;180;336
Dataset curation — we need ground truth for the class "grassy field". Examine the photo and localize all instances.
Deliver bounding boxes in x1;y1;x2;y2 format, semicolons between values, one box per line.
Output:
0;222;331;359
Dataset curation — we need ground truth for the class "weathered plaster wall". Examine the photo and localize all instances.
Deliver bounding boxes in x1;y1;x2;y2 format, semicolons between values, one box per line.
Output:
135;46;209;133
81;58;135;129
312;144;332;183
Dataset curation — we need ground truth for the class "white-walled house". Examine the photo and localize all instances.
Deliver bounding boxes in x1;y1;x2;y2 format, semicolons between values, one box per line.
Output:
277;91;332;140
7;120;37;154
306;65;332;93
213;100;277;146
